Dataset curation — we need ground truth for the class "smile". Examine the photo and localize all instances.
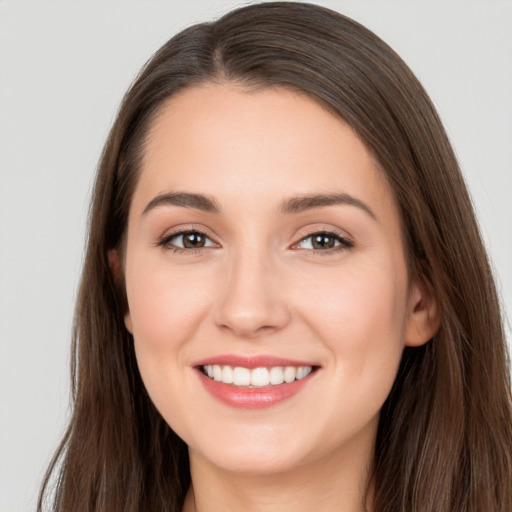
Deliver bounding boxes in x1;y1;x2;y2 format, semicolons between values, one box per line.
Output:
194;355;319;409
202;364;313;387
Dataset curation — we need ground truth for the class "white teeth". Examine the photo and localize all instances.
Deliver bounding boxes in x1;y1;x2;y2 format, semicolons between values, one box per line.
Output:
221;365;234;384
233;367;251;386
284;366;296;383
269;366;284;385
202;364;313;387
250;367;270;387
296;366;312;379
213;365;223;381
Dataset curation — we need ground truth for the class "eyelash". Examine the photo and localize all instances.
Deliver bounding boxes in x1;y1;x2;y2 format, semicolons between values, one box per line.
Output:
294;229;354;255
157;229;354;255
157;230;217;255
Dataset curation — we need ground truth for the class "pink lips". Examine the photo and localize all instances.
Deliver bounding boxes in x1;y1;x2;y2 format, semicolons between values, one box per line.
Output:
193;354;318;409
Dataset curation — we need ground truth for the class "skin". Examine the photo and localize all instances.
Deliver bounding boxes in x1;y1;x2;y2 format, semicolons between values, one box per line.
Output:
118;83;438;512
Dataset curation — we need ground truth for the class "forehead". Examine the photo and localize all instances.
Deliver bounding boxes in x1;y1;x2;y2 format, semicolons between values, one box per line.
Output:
133;83;396;220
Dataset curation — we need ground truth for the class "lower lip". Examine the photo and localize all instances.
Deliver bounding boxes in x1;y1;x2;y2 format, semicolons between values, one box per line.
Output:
197;370;315;409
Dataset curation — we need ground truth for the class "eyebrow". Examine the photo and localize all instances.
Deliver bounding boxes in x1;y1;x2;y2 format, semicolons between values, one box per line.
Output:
142;191;376;220
280;192;377;220
142;192;221;215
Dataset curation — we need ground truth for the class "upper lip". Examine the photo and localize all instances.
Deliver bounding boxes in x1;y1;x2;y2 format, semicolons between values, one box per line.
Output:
192;354;318;369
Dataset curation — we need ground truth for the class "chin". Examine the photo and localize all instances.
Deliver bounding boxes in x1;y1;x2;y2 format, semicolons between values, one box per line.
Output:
188;427;311;475
201;448;305;476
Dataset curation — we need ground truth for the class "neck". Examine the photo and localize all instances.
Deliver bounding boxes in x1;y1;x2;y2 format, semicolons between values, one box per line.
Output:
182;438;374;512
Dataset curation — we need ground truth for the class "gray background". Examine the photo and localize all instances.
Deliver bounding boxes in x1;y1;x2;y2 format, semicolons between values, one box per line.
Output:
1;1;511;510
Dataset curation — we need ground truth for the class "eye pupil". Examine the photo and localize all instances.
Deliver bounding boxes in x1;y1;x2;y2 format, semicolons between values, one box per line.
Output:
183;232;205;248
312;234;335;249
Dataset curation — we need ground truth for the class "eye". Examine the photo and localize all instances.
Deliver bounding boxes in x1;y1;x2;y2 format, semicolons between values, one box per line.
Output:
294;230;353;252
158;230;217;252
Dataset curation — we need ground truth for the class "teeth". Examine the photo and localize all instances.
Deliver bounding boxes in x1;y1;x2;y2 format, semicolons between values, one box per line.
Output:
233;366;251;386
284;366;296;383
296;366;312;379
203;365;313;387
250;367;269;387
221;365;234;384
213;365;223;381
269;366;284;385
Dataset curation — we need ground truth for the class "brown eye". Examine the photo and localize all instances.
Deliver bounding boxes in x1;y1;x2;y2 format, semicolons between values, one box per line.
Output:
295;231;353;252
182;232;207;248
311;233;336;249
159;230;217;251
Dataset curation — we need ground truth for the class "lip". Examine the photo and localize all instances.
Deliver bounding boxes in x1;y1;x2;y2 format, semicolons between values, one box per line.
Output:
192;354;319;409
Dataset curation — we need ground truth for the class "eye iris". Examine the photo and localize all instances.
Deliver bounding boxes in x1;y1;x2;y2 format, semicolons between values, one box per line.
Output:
312;234;335;249
183;232;205;248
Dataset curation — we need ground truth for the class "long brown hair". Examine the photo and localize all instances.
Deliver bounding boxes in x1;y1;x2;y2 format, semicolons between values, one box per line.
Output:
38;3;512;511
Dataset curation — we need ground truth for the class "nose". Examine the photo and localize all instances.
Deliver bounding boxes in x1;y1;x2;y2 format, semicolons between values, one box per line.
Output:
213;248;290;339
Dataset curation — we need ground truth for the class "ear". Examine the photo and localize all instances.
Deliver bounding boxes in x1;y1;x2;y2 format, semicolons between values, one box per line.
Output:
107;249;133;334
404;278;440;347
108;249;122;282
124;311;134;334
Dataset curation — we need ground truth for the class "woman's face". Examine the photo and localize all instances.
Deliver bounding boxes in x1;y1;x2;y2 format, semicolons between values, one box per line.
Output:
122;83;430;475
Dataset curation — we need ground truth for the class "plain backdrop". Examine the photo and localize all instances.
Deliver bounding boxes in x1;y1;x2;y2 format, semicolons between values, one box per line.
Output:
0;1;511;510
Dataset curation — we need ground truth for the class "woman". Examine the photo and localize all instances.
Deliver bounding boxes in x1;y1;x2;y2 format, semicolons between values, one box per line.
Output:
38;2;512;511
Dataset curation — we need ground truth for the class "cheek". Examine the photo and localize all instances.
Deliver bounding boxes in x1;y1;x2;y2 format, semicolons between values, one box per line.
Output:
124;255;220;426
124;256;214;369
291;260;408;443
297;258;408;395
301;257;407;339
